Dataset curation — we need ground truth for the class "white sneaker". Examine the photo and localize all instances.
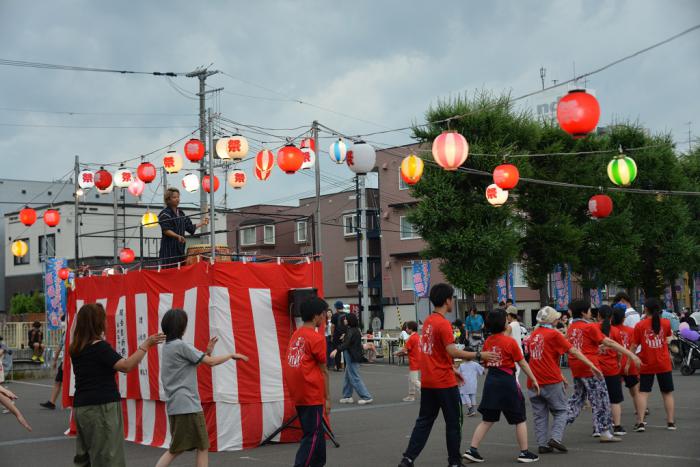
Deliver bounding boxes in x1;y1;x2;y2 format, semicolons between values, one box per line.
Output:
402;396;416;402
358;398;373;405
339;397;354;404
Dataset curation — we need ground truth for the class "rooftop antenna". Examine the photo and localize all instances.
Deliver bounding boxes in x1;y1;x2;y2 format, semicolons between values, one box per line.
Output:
539;67;546;90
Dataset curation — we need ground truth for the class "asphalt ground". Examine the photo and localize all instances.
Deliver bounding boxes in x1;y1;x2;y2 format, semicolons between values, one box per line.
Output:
1;365;699;467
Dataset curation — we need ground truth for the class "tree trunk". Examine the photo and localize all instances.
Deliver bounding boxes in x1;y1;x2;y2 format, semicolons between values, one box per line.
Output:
486;281;495;313
671;279;680;314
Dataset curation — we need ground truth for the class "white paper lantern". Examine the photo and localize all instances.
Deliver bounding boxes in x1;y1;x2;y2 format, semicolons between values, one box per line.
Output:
215;136;231;159
182;173;200;193
347;141;376;175
163;151;184;174
485;183;509;207
78;170;95;189
301;146;316;170
227;169;247;189
128;179;145;197
113;168;134;188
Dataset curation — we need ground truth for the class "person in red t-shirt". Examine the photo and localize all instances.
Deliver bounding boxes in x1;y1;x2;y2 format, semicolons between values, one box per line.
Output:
630;298;676;432
565;300;641;443
597;305;627;436
398;284;496;467
285;297;330;467
463;309;540;464
611;305;642;419
526;306;602;455
395;321;421;402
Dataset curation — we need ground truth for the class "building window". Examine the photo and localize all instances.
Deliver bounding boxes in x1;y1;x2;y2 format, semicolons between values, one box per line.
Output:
512;263;527;288
343;214;358;236
401;265;414;291
399;168;410;191
296;221;308;243
263;225;275;245
13;238;30;265
240;226;256;246
399;216;421;240
344;261;359;283
38;234;56;262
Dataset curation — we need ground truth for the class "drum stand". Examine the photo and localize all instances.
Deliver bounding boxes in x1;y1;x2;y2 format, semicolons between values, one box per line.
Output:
260;414;339;448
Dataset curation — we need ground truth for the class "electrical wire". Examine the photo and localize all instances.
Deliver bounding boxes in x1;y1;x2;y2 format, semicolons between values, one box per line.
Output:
0;58;184;76
0;122;195;129
0;107;197;117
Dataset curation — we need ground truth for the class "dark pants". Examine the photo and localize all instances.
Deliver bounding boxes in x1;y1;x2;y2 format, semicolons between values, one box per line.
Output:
294;405;326;467
332;339;343;369
403;386;463;465
325;336;333;368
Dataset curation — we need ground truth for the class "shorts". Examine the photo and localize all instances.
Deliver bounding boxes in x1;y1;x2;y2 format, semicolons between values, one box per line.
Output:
604;375;624;404
55;366;63;383
168;412;210;454
479;407;526;425
621;374;639;388
639;372;674;393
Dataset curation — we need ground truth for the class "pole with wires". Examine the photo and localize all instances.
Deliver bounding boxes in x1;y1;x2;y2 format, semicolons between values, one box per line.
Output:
113;189;118;264
312;121;322;258
208;108;216;262
74;155;80;268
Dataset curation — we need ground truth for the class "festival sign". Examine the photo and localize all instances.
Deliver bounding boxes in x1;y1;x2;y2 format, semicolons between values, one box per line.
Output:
45;257;68;330
412;261;431;298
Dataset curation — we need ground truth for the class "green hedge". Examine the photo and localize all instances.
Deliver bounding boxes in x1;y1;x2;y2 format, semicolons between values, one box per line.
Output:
10;291;45;315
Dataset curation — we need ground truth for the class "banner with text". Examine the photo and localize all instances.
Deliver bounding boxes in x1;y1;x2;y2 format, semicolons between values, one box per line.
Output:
44;257;67;331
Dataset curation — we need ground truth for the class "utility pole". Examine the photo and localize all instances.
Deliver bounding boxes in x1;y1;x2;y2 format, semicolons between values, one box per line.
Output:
355;176;362;324
360;174;370;330
687;122;693;153
113;189;118;264
207;108;216;262
539;67;546;90
312;121;322;257
74;155;80;269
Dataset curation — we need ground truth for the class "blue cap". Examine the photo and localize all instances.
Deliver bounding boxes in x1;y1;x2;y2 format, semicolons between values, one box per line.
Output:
613;303;627;311
334;300;344;310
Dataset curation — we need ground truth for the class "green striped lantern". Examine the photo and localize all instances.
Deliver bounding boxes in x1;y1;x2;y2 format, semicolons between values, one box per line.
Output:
607;156;637;186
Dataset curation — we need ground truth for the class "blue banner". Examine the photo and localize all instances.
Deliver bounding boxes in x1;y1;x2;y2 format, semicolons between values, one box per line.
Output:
590;287;604;308
695;274;700;311
664;283;673;310
496;266;516;305
552;264;571;311
44;258;67;331
412;261;431;298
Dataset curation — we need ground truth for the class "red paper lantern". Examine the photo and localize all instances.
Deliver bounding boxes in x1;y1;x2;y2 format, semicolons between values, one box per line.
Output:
588;194;613;218
19;207;37;226
58;267;71;280
431;131;469;170
44;209;60;227
277;144;304;174
119;247;135;263
137;162;157;183
300;137;316;152
493;163;520;190
94;169;113;190
202;175;220;193
556;89;600;138
255;149;275;172
254;166;271;181
184;138;205;162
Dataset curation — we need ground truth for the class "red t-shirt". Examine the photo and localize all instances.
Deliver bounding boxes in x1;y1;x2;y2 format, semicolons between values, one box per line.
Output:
612;323;638;376
419;313;457;388
633;318;672;374
405;332;421;371
284;326;327;406
482;332;523;371
597;324;622;376
567;320;605;378
527;326;571;388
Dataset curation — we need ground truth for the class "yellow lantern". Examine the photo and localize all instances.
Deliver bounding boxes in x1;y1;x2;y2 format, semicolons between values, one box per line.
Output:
163;151;184;174
11;240;28;258
141;211;159;228
400;154;424;185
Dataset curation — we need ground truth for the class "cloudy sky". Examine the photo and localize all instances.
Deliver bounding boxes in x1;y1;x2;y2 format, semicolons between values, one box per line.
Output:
1;0;698;208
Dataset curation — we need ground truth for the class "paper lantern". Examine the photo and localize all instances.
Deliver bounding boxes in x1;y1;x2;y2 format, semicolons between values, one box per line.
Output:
493;164;520;190
163;151;184;174
329;138;348;164
607;156;637;186
588;194;613;218
128;179;145;197
44;209;60;227
301;146;316;170
400;155;424;185
97;184;113;195
94;169;113;190
119;247;135;263
432;131;469;170
182;173;200;193
19;207;37;226
255;149;275;172
11;240;28;258
227;169;247;189
556;89;600;138
202;175;220;193
216;135;249;160
137;162;157;183
184;138;205;162
102;268;116;276
277;144;304;174
347;141;376;175
215;136;231;159
254;167;271;181
485;183;509;207
300;137;316;152
58;267;71;280
78;170;95;189
113;168;133;188
142;211;159;228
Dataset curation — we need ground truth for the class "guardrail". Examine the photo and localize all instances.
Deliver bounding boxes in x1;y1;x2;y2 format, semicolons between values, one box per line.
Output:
0;321;63;351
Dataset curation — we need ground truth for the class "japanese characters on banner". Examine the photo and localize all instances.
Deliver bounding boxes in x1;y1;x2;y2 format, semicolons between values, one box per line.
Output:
44;258;67;330
496;266;516;305
552;264;572;311
412;261;431;298
590;287;604;308
664;283;673;310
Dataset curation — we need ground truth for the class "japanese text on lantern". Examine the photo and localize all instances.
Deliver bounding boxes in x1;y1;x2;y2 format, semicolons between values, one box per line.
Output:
82;173;93;183
121;172;132;183
346;151;354;166
486;187;497;199
163;156;174;168
235;172;245;183
228;139;241;153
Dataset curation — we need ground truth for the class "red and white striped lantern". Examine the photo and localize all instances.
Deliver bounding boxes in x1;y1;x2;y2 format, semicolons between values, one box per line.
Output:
431;131;469;171
254;166;271;181
255;149;275;172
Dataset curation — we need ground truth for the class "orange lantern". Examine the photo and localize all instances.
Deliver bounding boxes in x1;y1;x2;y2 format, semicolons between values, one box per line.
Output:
142;211;159;228
493;163;520;190
184;138;205;162
119;247;135;263
58;267;71;280
202;175;220;193
400;155;424;185
557;89;600;138
44;209;60;227
137;162;157;183
277;144;304;174
19;207;37;226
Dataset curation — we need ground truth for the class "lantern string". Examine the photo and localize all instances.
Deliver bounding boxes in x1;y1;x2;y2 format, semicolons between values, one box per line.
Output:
0;58;185;76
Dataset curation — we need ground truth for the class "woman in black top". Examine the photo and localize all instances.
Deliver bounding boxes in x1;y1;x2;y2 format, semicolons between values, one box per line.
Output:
330;313;373;404
158;187;208;267
70;303;164;467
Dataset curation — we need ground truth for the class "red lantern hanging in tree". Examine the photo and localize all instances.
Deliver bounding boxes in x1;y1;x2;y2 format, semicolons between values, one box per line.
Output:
58;267;71;280
94;169;113;190
44;209;60;227
137;162;157;183
119;247;135;263
556;89;600;138
19;207;37;226
277;144;304;174
588;194;613;218
184;138;205;162
493;163;520;190
431;131;469;171
202;175;220;193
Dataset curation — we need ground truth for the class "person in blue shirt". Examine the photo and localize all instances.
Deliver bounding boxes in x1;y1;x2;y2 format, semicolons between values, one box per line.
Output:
662;309;680;333
465;307;485;336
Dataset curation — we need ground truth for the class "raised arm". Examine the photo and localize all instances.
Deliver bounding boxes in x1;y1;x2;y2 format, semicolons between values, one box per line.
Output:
602;337;641;368
114;333;165;373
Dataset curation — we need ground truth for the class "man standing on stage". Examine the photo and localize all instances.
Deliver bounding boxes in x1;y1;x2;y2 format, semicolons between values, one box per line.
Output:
158;187;208;267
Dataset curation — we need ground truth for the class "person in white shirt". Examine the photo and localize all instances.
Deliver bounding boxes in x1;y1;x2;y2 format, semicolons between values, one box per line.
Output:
615;292;640;328
505;306;523;381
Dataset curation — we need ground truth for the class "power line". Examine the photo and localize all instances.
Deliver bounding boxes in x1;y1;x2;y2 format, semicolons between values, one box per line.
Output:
0;122;195;129
0;107;197;117
0;58;184;76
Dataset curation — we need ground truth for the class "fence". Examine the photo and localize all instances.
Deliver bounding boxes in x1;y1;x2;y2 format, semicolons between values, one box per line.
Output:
0;321;63;351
